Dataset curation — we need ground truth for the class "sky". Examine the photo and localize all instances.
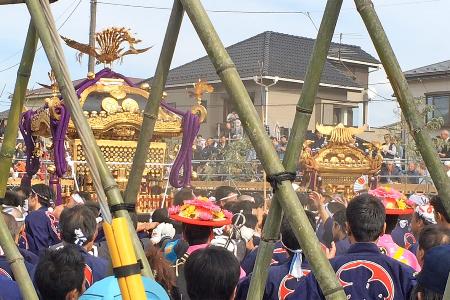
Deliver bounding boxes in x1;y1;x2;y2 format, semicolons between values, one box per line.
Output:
0;0;449;127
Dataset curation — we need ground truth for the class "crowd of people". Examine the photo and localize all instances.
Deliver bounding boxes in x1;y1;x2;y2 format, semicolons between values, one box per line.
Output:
0;182;449;299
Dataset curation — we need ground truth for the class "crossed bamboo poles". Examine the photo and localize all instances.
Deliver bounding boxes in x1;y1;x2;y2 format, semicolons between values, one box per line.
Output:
0;0;449;299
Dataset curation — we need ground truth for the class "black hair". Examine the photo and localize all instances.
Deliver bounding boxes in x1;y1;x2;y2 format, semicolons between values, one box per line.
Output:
1;212;19;239
31;184;54;207
152;208;171;223
333;209;347;229
430;195;450;223
327;202;346;215
59;205;97;246
281;210;316;251
244;214;257;230
213;186;237;202
385;214;399;234
78;191;92;202
418;224;450;253
173;188;194;206
185;246;240;300
410;284;443;300
346;193;385;242
182;223;212;246
84;200;100;217
223;201;252;215
0;190;23;207
12;186;30;198
35;245;85;300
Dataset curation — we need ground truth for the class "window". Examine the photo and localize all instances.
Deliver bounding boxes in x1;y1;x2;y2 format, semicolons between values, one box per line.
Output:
426;94;450;126
332;105;357;126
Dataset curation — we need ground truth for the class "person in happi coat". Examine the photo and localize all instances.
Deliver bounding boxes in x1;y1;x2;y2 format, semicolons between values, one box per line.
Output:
235;210;316;300
168;196;233;300
24;184;60;254
290;193;416;300
368;188;421;271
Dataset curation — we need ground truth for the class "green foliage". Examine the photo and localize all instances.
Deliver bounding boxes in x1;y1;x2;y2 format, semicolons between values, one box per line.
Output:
221;137;260;181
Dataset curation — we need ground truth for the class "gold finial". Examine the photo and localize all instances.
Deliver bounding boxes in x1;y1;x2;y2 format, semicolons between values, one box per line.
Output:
87;72;95;80
316;123;368;144
47;70;59;96
139;82;150;91
189;79;214;105
61;27;152;67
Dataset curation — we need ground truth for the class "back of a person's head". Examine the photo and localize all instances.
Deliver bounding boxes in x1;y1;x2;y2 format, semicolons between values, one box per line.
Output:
223;201;252;215
35;245;85;300
346;193;385;242
0;190;22;207
31;183;54;207
418;224;450;253
250;192;264;209
59;204;97;246
78;191;92;202
244;214;257;230
430;195;450;224
332;209;347;228
182;223;212;246
84;200;100;217
151;208;171;223
384;214;399;234
185;246;240;300
173;188;194;206
12;186;31;199
214;186;237;202
327;202;346;215
1;212;19;240
281;210;315;251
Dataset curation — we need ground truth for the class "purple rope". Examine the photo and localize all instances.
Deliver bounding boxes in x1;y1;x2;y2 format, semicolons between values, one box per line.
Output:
75;68;200;187
19;111;40;189
50;104;70;205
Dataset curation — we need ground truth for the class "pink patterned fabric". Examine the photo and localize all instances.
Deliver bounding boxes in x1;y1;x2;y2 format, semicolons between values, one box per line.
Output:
377;234;421;272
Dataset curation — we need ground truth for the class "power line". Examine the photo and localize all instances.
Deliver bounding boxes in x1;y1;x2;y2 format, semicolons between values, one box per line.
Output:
0;0;82;74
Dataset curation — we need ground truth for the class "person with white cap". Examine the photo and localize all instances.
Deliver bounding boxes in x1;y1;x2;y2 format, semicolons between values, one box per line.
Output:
410;203;437;254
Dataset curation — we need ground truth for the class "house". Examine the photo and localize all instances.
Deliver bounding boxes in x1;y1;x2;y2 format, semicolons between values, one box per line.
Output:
143;31;381;137
404;60;450;130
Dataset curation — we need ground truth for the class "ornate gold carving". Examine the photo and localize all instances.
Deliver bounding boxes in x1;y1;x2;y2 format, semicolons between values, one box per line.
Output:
31;108;51;137
122;98;139;113
101;97;119;114
61;27;152;66
189;79;214;104
316;123;368;144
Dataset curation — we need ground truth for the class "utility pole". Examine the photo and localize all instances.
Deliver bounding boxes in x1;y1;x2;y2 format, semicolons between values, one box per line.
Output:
253;75;279;132
88;0;97;73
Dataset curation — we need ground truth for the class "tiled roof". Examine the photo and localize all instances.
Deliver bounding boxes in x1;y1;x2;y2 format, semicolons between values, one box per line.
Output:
404;60;450;78
145;31;380;89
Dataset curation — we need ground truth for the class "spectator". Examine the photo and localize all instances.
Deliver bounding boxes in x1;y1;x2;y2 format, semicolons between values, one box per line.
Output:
35;245;85;300
25;184;60;254
412;244;450;300
213;186;238;207
200;137;217;160
405;161;420;184
332;209;350;256
437;129;450;159
311;129;325;151
430;195;450;228
379;161;402;183
381;134;396;159
185;246;240;300
232;119;244;139
277;135;288;160
290;193;416;299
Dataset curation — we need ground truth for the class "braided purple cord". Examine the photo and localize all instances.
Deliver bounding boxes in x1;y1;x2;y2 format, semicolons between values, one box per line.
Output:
19;110;40;189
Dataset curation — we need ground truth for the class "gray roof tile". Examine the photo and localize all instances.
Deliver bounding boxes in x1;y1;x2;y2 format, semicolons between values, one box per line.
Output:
404;60;450;78
147;31;380;89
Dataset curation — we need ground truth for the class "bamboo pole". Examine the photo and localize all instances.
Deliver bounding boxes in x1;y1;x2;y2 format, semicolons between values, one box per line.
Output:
124;0;184;205
25;0;153;277
247;1;344;298
354;0;450;216
179;0;346;298
0;22;39;300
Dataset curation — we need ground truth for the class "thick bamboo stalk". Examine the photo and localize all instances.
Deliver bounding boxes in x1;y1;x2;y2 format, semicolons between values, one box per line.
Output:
247;1;344;299
355;0;450;216
179;0;346;298
25;0;153;277
0;22;39;300
124;0;184;205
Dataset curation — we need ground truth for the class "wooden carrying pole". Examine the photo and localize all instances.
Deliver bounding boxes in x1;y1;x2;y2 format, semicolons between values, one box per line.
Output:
124;0;184;205
178;0;346;299
25;0;153;277
0;22;39;300
247;0;344;298
354;0;450;216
